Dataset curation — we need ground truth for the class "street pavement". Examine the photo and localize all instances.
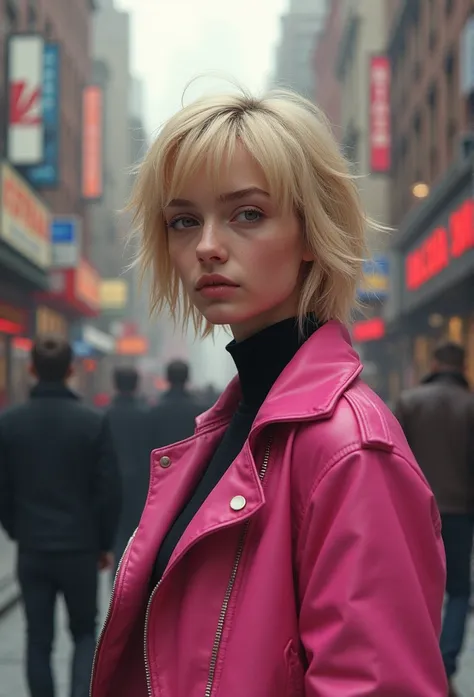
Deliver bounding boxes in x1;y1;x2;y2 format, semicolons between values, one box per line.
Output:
1;592;474;697
0;574;110;697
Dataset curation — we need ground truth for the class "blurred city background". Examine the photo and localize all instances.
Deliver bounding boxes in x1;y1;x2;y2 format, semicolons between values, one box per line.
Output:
0;0;473;693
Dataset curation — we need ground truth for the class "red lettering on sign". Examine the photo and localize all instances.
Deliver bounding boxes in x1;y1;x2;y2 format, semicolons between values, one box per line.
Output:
405;198;474;291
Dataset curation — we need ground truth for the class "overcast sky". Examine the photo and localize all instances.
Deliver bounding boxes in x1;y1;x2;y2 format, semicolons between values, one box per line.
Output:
116;0;288;136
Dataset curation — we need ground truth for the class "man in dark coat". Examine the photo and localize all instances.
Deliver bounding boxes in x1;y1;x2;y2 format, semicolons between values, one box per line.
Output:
106;367;150;569
395;341;474;696
0;335;121;697
148;360;204;448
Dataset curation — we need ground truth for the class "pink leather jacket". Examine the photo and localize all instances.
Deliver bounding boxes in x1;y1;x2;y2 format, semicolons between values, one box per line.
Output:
91;321;447;697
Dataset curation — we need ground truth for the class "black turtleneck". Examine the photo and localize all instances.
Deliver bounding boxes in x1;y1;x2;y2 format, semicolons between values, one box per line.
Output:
151;316;319;585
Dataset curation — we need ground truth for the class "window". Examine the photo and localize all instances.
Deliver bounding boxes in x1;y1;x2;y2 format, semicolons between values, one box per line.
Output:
45;19;53;39
445;49;457;161
428;84;438;179
27;3;37;30
5;0;18;32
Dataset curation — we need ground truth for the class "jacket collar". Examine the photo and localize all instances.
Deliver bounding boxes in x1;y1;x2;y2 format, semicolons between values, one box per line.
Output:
30;381;79;400
422;370;469;389
195;320;362;433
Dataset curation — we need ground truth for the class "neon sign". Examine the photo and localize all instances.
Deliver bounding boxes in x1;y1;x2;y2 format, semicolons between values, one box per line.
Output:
406;199;474;291
352;318;385;343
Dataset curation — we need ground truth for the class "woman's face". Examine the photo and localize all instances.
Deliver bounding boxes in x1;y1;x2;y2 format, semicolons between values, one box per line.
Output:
165;144;312;341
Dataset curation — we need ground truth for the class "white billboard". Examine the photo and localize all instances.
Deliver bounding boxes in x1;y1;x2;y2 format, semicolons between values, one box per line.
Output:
7;34;45;165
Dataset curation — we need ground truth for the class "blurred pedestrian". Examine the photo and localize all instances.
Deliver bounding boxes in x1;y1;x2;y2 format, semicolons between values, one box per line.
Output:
106;367;150;570
91;90;446;696
148;360;203;447
395;342;474;695
0;335;121;697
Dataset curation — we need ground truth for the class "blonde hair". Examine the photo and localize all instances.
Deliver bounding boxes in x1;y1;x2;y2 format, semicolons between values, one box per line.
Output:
130;87;368;335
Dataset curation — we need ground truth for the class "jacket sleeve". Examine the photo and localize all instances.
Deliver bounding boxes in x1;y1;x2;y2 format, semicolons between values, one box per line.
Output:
296;447;447;696
0;421;14;539
93;415;122;552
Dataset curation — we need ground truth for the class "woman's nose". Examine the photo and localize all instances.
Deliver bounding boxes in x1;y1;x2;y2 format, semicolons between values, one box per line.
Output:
196;221;228;264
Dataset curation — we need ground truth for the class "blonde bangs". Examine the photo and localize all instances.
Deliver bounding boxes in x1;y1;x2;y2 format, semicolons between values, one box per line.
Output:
130;87;370;335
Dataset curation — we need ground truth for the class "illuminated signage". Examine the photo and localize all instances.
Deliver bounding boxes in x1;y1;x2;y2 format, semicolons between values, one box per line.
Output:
352;318;385;343
1;161;51;268
116;336;149;356
405;199;474;291
369;55;391;173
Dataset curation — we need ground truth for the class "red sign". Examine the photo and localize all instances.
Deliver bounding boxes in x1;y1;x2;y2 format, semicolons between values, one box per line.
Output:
369;55;391;172
0;302;27;335
352;318;385;343
82;86;103;200
406;199;474;291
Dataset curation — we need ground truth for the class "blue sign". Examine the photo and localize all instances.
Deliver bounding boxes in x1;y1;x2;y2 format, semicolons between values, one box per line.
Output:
51;216;80;267
22;43;60;187
72;340;93;358
357;255;390;301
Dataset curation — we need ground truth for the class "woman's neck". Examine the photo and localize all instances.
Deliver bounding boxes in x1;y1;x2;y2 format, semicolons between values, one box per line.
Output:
226;315;319;410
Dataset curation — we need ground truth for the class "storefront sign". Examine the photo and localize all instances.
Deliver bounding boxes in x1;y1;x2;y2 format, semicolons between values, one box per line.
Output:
22;43;61;187
82;325;115;354
40;259;101;317
357;255;389;300
352;317;385;343
405;199;474;291
0;302;27;335
100;279;128;310
116;335;149;356
51;216;81;268
6;34;45;165
369;55;391;173
75;259;100;314
0;162;51;269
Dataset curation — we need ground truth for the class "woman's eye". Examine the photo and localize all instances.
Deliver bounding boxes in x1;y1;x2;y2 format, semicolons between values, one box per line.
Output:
168;216;199;230
234;209;264;224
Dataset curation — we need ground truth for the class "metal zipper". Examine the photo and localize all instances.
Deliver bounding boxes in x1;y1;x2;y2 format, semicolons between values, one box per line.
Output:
204;437;272;697
143;437;272;697
89;530;137;697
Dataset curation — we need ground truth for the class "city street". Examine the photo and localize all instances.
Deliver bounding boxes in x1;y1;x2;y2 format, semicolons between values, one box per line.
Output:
0;575;110;697
1;596;474;696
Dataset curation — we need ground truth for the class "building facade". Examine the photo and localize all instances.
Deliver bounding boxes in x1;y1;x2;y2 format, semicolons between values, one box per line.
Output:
0;0;100;406
386;0;474;397
336;0;392;400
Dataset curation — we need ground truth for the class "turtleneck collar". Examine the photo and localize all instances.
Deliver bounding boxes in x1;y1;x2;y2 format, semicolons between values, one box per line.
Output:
226;315;319;410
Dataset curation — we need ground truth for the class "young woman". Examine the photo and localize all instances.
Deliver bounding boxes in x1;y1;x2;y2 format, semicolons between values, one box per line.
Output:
90;90;447;697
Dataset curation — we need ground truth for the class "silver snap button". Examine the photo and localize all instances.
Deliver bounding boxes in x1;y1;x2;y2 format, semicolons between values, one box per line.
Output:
159;456;171;468
230;495;247;511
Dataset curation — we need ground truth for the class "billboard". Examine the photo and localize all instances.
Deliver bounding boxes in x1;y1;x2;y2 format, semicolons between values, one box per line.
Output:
0;162;51;269
369;55;391;173
6;34;45;165
81;86;103;200
23;43;61;187
51;216;81;268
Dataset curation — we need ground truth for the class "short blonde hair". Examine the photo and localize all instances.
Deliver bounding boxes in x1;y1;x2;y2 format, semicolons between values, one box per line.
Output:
130;88;367;334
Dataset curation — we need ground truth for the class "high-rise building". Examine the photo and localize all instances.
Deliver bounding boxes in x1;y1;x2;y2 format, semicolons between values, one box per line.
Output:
312;0;344;136
384;0;474;397
272;0;328;98
90;0;132;280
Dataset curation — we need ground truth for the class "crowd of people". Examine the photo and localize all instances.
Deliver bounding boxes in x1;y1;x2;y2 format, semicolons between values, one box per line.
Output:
0;86;472;697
